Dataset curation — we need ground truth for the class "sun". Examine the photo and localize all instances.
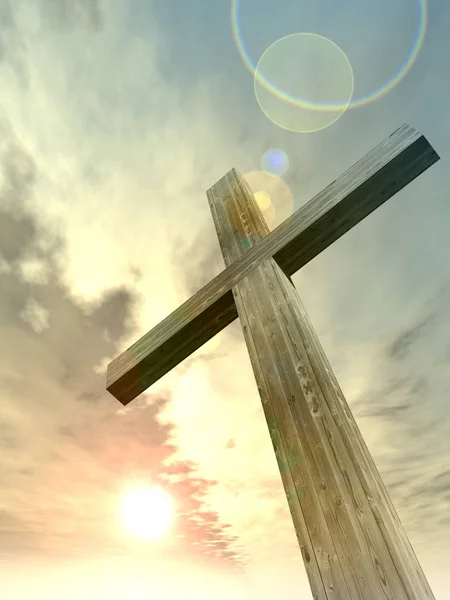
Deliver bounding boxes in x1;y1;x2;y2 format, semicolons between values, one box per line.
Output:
119;484;174;542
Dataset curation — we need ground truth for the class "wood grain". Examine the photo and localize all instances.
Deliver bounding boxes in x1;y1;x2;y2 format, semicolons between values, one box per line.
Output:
107;124;439;405
208;168;436;599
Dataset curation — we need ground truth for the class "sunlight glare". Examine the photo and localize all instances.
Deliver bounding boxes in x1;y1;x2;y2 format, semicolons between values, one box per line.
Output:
119;484;174;542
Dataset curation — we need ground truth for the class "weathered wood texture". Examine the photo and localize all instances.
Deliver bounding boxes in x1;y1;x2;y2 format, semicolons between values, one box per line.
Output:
107;124;439;405
208;170;435;599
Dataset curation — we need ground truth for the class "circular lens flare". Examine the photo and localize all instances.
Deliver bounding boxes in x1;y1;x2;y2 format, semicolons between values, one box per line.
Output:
231;0;428;110
242;170;294;230
254;33;354;132
261;148;289;177
254;190;272;211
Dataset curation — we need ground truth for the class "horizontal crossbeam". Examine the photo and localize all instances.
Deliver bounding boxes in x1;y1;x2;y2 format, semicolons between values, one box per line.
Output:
107;124;439;405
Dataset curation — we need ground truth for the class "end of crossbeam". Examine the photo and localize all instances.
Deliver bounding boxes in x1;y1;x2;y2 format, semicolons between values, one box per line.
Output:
106;288;238;405
272;123;440;277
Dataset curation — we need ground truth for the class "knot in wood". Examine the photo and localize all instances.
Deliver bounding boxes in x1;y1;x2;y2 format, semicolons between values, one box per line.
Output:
302;380;314;396
301;547;311;563
296;362;307;376
312;403;319;414
374;557;387;587
320;480;327;491
335;496;342;506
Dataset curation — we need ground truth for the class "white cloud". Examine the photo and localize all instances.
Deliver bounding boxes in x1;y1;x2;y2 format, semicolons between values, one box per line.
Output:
19;297;49;332
18;255;49;284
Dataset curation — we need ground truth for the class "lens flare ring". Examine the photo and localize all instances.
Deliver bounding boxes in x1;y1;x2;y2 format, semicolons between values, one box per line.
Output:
255;33;354;115
231;0;428;111
254;32;354;130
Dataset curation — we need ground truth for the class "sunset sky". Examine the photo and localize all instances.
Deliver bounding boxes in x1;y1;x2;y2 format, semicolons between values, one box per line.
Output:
1;1;449;598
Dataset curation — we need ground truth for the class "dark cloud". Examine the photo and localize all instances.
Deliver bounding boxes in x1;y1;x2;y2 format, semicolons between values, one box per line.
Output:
0;210;38;262
89;287;137;343
0;123;36;212
428;470;450;497
355;375;429;419
387;313;435;361
349;287;450;555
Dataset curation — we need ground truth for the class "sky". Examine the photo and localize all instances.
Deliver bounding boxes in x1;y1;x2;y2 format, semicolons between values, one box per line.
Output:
0;0;449;598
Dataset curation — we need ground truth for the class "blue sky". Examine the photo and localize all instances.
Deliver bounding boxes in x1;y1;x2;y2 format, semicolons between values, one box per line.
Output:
0;1;449;598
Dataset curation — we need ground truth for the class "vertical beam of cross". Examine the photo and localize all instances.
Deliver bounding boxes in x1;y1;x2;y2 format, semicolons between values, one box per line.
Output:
207;170;435;599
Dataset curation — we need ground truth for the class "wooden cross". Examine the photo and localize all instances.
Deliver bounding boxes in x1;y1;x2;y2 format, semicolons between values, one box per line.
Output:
106;124;439;599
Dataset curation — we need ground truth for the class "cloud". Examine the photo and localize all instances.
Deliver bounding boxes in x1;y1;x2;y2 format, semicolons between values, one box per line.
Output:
387;313;435;361
160;118;450;576
0;510;43;556
1;0;449;595
170;218;224;300
19;297;50;333
38;0;103;31
345;286;450;562
0;206;37;262
0;1;29;88
0;128;247;572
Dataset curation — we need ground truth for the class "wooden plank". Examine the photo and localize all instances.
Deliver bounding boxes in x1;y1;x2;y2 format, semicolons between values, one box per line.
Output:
208;167;435;599
270;124;439;277
107;124;439;404
209;169;353;597
286;282;436;599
